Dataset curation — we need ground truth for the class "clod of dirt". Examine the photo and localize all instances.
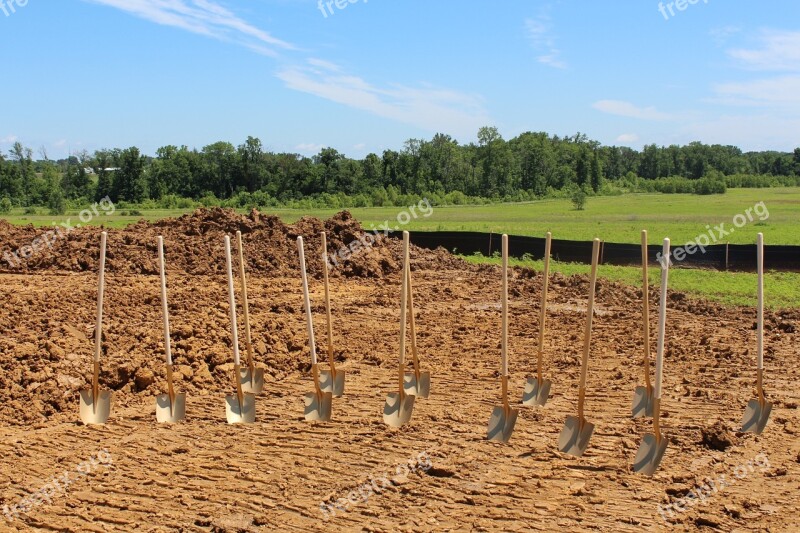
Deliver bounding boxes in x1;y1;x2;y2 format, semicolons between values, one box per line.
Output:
700;421;737;451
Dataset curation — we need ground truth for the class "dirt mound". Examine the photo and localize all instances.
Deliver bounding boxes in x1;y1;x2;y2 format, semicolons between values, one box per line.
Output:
0;208;468;278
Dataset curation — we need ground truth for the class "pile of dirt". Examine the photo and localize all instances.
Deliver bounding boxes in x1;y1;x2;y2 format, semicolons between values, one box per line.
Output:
0;209;467;277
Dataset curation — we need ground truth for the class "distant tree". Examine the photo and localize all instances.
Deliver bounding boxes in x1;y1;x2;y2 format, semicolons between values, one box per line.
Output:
571;188;587;210
114;147;147;202
590;151;603;192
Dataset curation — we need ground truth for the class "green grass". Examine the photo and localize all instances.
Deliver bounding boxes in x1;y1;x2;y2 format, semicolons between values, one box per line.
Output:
3;189;799;308
3;188;798;244
2;188;799;244
462;254;800;309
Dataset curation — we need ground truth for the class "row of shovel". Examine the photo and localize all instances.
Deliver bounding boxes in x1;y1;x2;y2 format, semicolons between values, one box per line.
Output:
77;227;772;476
486;231;772;476
78;229;431;426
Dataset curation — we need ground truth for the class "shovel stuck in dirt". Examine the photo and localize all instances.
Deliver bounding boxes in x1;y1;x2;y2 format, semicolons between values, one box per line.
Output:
403;256;430;398
634;238;672;475
223;235;256;424
79;231;112;425
557;238;601;456
384;231;416;427
741;232;772;434
235;231;265;395
318;232;345;397
297;236;333;422
522;231;553;407
632;230;655;419
155;236;186;424
487;234;519;443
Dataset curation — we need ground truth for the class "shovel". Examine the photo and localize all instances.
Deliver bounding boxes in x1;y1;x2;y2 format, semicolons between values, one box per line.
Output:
557;238;601;456
634;238;672;475
319;231;345;397
632;230;655;419
297;236;333;422
155;236;186;424
741;232;772;434
383;231;416;427
235;231;265;394
79;231;112;425
403;256;431;398
487;234;519;443
223;235;256;424
522;231;552;407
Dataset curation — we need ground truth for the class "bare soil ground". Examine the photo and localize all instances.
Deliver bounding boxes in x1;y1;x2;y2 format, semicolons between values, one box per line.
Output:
0;210;798;532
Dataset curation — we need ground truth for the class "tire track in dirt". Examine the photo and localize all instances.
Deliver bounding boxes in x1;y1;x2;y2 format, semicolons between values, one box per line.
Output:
0;268;797;531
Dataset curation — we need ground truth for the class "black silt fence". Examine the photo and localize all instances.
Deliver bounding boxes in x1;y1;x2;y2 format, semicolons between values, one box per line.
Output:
387;231;800;272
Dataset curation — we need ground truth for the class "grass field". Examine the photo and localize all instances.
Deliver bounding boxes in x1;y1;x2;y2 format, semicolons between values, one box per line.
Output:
3;189;799;308
463;255;800;309
2;188;799;245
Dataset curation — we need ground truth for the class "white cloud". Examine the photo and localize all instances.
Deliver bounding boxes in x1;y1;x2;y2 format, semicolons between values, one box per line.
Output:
353;143;366;151
0;134;18;144
294;143;326;154
713;75;800;107
525;16;567;69
727;30;800;72
83;0;294;56
277;59;491;137
615;133;639;144
710;26;740;46
592;100;673;121
684;114;800;152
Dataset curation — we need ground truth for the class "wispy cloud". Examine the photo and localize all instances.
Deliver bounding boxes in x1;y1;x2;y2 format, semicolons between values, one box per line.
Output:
277;59;491;137
615;133;639;144
83;0;294;56
294;143;326;154
713;75;800;107
0;134;18;144
710;25;740;46
525;15;567;69
727;30;800;72
592;100;673;121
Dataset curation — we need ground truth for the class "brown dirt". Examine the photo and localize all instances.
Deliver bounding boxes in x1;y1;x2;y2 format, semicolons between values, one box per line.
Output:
0;211;798;532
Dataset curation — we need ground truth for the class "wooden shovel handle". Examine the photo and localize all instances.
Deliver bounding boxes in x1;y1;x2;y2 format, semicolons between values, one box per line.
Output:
297;236;317;367
406;259;420;375
224;236;242;367
398;232;410;392
757;233;764;371
501;234;509;377
236;231;255;369
641;230;651;390
655;238;670;401
157;236;173;367
321;232;335;364
93;231;107;365
537;232;551;380
579;239;601;393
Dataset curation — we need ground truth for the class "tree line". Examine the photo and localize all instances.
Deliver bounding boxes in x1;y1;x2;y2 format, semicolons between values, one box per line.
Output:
2;128;800;213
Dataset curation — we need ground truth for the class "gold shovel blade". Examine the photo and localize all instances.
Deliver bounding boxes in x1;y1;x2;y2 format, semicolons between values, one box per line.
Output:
487;405;519;443
304;390;333;422
319;369;345;397
403;371;431;398
383;392;415;427
631;385;655;419
522;377;551;407
225;393;256;424
558;415;595;457
156;393;187;424
633;433;669;475
741;399;773;434
239;367;265;395
79;389;112;425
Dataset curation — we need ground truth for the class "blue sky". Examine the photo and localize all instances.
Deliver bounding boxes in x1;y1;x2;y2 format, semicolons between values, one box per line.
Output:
1;0;799;160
